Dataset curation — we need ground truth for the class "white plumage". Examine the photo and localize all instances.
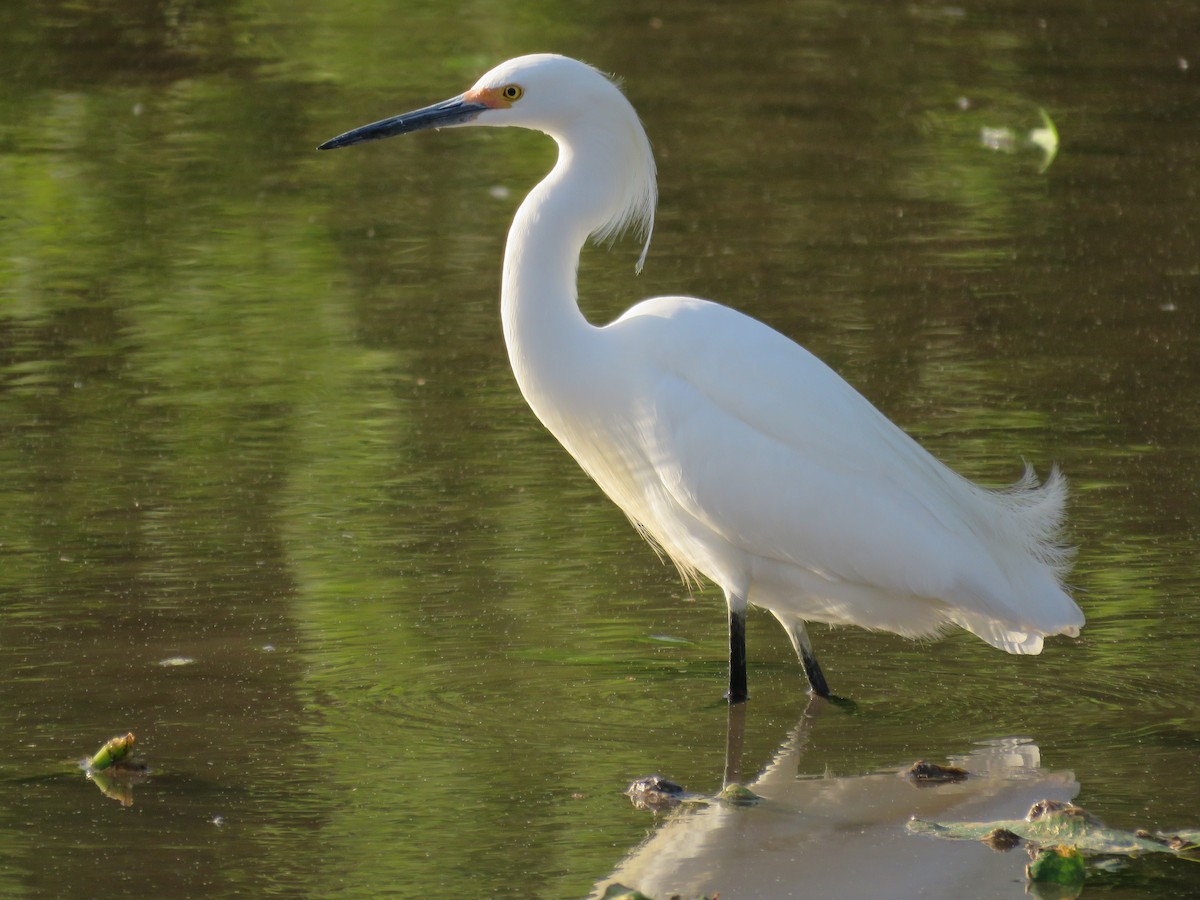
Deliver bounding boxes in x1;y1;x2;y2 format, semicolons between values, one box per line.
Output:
320;54;1084;701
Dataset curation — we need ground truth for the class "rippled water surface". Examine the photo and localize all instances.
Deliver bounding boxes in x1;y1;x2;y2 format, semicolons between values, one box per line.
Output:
3;1;1199;897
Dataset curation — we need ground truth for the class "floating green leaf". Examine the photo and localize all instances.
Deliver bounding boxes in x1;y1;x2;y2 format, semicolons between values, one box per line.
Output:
86;732;136;772
1026;845;1086;886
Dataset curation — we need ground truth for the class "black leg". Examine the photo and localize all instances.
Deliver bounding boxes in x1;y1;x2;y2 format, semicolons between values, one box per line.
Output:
726;608;748;704
771;613;834;700
800;645;831;699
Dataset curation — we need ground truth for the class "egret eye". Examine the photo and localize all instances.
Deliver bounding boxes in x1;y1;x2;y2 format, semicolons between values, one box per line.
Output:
501;84;524;102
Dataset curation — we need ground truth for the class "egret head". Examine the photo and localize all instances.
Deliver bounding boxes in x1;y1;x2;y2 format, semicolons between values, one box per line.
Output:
318;54;657;270
319;54;624;148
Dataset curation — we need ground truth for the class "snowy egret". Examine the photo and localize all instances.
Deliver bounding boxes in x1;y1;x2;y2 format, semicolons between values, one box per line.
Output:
319;54;1084;702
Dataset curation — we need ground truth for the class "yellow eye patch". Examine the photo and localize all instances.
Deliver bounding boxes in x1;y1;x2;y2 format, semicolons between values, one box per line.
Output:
464;84;524;107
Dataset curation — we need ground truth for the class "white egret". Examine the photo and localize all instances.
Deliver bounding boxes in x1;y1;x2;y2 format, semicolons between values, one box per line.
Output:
319;54;1083;702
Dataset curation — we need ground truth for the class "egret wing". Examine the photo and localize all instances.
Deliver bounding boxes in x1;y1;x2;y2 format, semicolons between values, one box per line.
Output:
614;297;1022;620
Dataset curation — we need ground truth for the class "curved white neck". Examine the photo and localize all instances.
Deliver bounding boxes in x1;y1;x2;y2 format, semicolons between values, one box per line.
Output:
500;138;626;407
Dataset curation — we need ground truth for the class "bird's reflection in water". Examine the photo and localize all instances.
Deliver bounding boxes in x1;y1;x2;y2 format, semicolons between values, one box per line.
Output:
597;702;1077;900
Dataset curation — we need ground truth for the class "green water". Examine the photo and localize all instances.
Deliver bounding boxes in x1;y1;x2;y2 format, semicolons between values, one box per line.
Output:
2;1;1198;897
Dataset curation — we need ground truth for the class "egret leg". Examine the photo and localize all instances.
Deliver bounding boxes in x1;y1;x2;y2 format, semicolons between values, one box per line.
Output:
800;645;831;699
774;614;831;698
726;607;749;704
